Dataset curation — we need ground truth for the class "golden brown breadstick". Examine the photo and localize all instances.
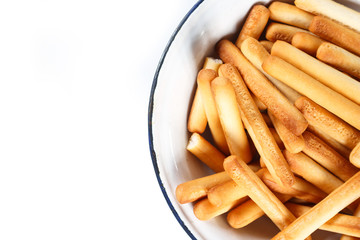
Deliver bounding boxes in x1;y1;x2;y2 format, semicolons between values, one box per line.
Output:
265;22;309;43
186;132;226;173
187;57;223;133
262;55;360;131
227;198;267;229
302;131;358;182
193;196;247;221
260;40;274;53
241;37;302;104
307;125;351;159
295;0;360;33
309;16;360;56
207;169;265;207
227;193;292;229
341;204;360;240
197;69;229;154
251;92;267;111
317;42;360;79
350;142;360;169
207;180;246;207
211;77;252;163
286;148;359;212
286;202;360;237
240;37;268;66
268;112;305;153
268;2;314;29
235;4;270;47
283;150;343;195
269;128;285;150
261;168;326;204
259;130;285;168
218;63;295;187
291;32;324;56
218;39;307;136
175;171;231;204
271;40;360;106
223;155;298;231
295;96;360;150
272;171;360;240
187;89;207;133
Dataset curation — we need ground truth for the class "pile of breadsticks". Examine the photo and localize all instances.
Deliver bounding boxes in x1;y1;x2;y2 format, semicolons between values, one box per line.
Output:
176;0;360;239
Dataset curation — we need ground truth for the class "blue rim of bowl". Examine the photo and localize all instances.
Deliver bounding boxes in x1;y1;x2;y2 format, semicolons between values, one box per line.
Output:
148;1;204;239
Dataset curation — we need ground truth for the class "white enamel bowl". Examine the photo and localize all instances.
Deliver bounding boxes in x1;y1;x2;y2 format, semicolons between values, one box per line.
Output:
148;0;360;239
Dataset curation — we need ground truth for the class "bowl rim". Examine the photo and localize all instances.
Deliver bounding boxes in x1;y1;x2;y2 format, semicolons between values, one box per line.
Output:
147;0;204;239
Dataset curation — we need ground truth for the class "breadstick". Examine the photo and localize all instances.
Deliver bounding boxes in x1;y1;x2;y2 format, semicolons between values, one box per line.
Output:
197;69;229;154
269;128;285;150
307;125;351;159
187;90;207;133
188;57;222;133
251;92;267;111
309;16;360;56
295;96;360;150
257;134;284;168
268;112;305;153
211;77;252;163
261;168;326;204
186;132;226;173
218;63;295;187
262;55;360;131
350;142;360;168
207;169;265;207
265;22;309;43
272;171;360;240
193;196;247;221
285;147;359;213
286;203;360;237
227;194;292;229
227;198;268;229
223;155;299;231
295;0;360;33
291;32;324;56
218;39;307;136
241;37;301;104
207;180;246;207
317;42;360;79
283;150;343;195
286;148;359;212
235;4;270;47
271;40;360;106
340;204;360;240
175;171;230;204
260;40;274;53
302;131;358;182
268;2;314;29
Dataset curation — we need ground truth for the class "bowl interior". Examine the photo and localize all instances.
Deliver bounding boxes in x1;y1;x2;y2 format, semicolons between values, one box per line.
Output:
149;0;360;239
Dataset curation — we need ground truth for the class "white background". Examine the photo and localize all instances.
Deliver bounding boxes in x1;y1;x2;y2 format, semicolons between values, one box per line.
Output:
0;0;196;239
